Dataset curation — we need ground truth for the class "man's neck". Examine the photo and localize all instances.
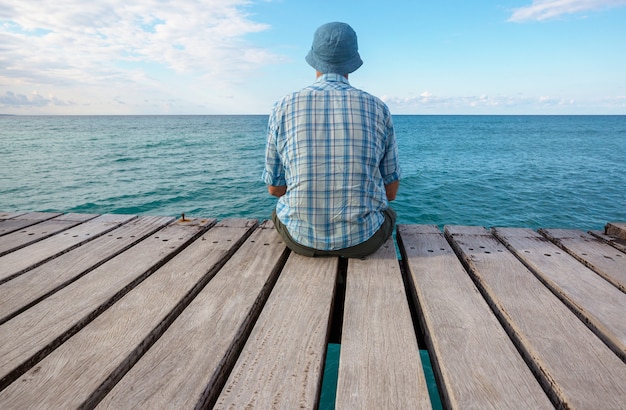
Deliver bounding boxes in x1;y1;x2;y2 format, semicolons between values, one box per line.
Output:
316;71;349;79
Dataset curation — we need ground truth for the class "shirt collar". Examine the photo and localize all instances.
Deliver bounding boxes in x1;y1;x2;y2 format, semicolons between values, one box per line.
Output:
316;73;350;84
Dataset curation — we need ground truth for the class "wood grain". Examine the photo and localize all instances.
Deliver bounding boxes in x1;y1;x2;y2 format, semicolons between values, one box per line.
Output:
494;227;626;362
446;225;626;409
0;213;98;256
0;213;137;283
0;212;60;235
98;221;287;409
589;230;626;253
0;219;254;409
336;237;432;409
215;252;338;409
0;218;211;390
539;228;626;293
398;225;551;409
0;216;174;324
1;215;625;408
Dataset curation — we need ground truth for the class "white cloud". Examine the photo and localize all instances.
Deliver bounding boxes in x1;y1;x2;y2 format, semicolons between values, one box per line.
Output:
0;91;73;107
382;92;580;113
0;0;281;113
508;0;626;22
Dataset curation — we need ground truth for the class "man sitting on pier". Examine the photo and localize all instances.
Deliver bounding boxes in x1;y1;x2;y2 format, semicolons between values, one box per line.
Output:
263;22;401;258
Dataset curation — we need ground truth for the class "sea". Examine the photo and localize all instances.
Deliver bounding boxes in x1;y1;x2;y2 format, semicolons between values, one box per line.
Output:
1;114;625;408
1;115;625;231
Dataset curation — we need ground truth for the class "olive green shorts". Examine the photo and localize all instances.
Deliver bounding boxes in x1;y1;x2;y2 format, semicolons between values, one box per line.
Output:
272;207;396;259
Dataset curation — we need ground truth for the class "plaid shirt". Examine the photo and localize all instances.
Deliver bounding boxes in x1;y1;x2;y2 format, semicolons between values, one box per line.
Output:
262;74;401;250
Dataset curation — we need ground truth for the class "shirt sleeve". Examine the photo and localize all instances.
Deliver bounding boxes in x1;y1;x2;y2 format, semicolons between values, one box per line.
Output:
262;106;287;186
379;110;402;185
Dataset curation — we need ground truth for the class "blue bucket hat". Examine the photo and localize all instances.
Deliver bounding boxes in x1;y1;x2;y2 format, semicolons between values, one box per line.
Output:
305;22;363;74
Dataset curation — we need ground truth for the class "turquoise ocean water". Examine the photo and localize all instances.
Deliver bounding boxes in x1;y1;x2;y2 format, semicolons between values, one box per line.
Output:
1;115;625;408
1;115;625;230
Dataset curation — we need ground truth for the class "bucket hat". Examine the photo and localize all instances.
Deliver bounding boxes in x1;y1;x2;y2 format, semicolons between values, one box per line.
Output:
305;22;363;74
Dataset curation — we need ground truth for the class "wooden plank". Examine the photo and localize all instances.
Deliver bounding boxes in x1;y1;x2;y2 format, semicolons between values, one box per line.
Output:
0;214;137;283
0;216;174;324
589;230;626;253
0;212;62;236
493;227;626;361
0;213;98;256
336;237;431;409
215;253;338;408
397;225;551;409
0;211;59;221
0;219;256;409
0;217;212;390
0;212;27;220
97;221;287;409
540;228;626;293
3;211;60;220
606;222;626;240
445;225;626;409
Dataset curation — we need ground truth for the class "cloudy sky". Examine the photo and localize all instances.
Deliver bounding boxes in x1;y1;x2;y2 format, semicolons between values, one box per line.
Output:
1;0;625;115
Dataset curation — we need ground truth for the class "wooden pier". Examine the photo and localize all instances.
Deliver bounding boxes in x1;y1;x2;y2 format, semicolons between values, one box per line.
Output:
0;211;625;409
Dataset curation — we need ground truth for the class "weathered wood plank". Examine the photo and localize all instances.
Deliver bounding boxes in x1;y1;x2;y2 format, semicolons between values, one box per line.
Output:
0;219;255;409
0;212;27;220
215;253;338;409
589;230;626;253
445;225;626;409
606;222;626;240
0;216;174;324
0;214;137;283
540;228;626;293
493;227;626;362
98;221;287;409
0;213;98;256
398;225;551;409
0;212;62;236
336;238;431;409
0;218;212;390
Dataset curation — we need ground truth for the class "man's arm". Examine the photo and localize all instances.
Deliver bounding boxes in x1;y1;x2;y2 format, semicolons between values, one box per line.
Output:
385;180;399;201
268;185;287;197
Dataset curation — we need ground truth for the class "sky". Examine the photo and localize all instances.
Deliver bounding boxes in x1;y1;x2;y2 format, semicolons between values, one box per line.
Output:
1;0;625;115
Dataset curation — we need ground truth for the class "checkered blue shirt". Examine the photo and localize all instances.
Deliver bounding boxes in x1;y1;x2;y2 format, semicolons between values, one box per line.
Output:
262;73;401;250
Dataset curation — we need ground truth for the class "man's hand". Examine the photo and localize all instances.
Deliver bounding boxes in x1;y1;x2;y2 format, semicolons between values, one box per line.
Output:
385;180;399;201
268;185;287;197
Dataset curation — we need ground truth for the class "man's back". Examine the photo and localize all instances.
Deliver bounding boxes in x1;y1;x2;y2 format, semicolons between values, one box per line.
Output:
264;73;400;250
